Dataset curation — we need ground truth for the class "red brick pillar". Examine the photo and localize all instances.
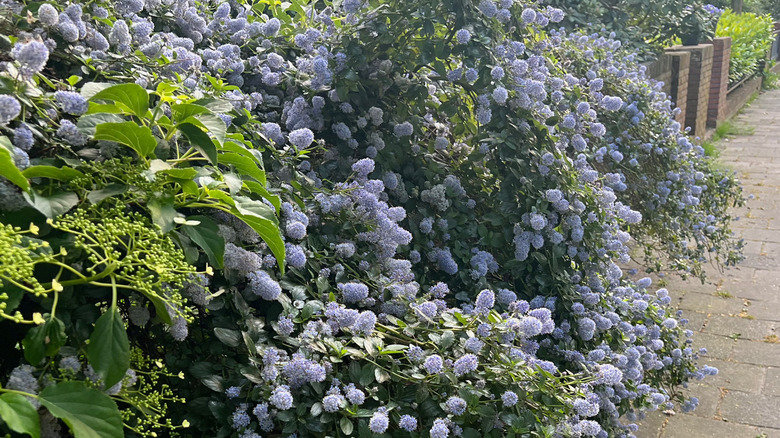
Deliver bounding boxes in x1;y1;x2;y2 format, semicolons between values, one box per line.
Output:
667;51;691;127
707;37;731;128
666;44;714;136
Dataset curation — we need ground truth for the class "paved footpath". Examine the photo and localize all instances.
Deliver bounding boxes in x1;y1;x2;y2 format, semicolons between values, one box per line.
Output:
637;89;780;438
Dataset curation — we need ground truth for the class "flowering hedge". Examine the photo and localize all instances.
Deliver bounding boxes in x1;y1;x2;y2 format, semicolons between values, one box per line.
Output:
0;0;742;437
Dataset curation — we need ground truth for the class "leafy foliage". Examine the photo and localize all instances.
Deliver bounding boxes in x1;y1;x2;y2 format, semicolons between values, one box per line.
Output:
0;0;743;436
716;8;775;84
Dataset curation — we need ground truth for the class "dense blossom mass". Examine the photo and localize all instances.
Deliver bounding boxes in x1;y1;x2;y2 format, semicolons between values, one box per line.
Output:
0;0;744;436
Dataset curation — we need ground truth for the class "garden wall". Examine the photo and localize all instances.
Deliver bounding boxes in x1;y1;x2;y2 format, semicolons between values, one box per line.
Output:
648;26;780;138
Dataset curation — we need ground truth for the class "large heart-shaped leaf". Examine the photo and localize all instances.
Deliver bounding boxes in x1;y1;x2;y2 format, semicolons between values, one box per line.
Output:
94;122;157;158
38;381;123;438
0;138;30;191
86;308;130;389
23;191;79;218
89;83;149;118
0;393;40;438
22;165;84;181
218;152;267;185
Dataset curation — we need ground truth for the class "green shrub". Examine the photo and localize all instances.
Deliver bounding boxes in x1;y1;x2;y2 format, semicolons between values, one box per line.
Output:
717;9;775;84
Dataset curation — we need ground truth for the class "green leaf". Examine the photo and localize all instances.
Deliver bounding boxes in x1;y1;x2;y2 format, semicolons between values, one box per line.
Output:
178;123;217;164
233;195;277;222
86;308;130;389
79;82;114;99
191;113;226;144
192;97;233;113
231;195;285;272
0;393;40;438
23;191;78;218
148;196;177;233
0;139;30;191
94;122;157;158
182;215;225;268
219;152;267;185
90;83;149;117
38;381;123;438
213;327;241;347
159;167;199;179
86;102;124;115
86;184;127;204
340;417;354;435
171;103;212;122
359;364;375;386
76;113;125;135
22;165;84;181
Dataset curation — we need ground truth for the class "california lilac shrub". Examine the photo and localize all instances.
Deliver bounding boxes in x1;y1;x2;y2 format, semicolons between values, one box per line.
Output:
0;0;740;436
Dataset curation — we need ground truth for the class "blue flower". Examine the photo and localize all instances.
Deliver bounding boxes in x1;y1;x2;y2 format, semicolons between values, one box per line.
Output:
393;121;413;137
247;271;282;300
0;95;21;125
444;396;467;415
398;415;417;431
54;91;88;115
12;41;49;79
429;418;449;438
368;410;389;433
37;4;58;25
322;394;344;412
226;386;241;399
423;355;443;374
336;280;369;302
269;385;293;410
455;29;471;44
452;354;478;376
288;128;314;148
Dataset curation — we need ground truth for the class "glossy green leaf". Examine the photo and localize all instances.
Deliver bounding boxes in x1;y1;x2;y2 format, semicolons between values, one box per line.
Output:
89;83;149;117
178;122;217;164
38;381;123;438
213;327;241;347
86;308;130;389
192;97;233;113
244;181;281;211
94;122;157;158
339;417;354;435
182;215;225;268
0;393;40;438
86;184;127;204
23;191;78;218
22;165;84;181
219;152;267;185
171;103;212;122
76;113;125;136
0;139;30;190
148;196;177;233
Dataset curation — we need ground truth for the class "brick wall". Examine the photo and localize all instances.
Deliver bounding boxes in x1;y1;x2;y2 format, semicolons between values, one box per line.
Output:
667;44;714;136
725;74;762;120
646;54;673;97
707;37;731;128
669;52;690;126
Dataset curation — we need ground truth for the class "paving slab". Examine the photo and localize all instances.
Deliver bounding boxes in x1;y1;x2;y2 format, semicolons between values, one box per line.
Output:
661;413;763;437
763;368;780;397
730;340;780;367
719;390;780;429
699;358;766;393
703;315;776;340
